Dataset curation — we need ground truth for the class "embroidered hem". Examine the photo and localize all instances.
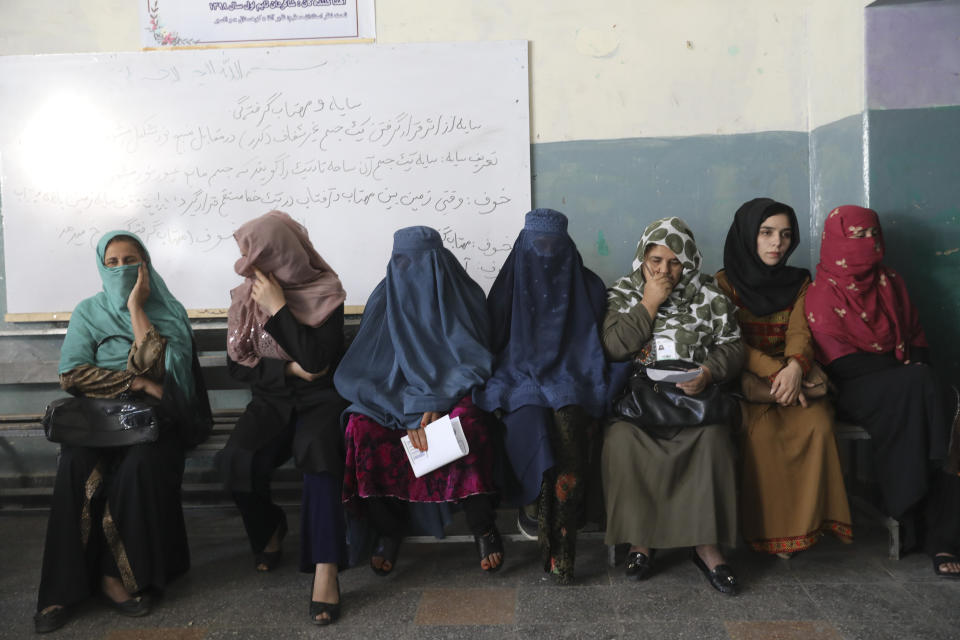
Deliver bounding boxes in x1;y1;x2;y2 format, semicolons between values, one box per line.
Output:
747;520;853;555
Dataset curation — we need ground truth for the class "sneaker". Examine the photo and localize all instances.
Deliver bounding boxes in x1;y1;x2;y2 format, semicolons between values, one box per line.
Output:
517;506;538;540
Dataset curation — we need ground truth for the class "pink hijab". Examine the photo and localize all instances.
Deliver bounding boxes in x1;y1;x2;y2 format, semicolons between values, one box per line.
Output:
227;211;346;367
805;205;926;364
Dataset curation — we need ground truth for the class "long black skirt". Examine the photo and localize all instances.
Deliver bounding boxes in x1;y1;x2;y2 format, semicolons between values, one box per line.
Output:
830;356;951;518
36;439;188;611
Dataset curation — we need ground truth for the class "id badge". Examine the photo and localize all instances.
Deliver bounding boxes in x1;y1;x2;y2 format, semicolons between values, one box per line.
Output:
655;337;679;361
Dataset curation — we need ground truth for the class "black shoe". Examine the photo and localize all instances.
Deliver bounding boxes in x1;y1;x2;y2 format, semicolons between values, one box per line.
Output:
255;516;288;572
625;549;656;580
517;507;538;541
691;551;738;595
102;592;152;617
310;577;341;626
33;606;70;634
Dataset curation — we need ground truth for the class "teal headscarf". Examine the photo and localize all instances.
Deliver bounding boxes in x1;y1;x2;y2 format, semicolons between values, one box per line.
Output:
59;231;197;403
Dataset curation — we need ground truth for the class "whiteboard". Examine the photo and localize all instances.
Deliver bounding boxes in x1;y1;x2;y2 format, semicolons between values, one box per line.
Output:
0;41;530;315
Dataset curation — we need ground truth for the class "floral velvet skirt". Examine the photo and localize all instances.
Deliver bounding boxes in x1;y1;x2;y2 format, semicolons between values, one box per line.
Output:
342;396;497;504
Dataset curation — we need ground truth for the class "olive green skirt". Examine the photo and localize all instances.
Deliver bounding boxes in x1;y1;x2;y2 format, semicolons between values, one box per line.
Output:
602;420;738;548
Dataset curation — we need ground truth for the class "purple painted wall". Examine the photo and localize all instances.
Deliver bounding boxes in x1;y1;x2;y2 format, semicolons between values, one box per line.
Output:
866;0;960;110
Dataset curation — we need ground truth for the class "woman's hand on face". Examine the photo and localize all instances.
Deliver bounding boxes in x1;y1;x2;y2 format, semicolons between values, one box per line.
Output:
677;366;712;396
285;361;329;381
130;375;163;400
642;263;675;308
771;359;803;406
251;267;286;316
127;263;151;310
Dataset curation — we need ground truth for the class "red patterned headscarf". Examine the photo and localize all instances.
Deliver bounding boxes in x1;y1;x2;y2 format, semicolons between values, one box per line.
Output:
805;205;925;364
227;210;346;367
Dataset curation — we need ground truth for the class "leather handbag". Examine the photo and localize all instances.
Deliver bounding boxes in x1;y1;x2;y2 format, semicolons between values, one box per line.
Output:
42;395;161;448
613;361;740;439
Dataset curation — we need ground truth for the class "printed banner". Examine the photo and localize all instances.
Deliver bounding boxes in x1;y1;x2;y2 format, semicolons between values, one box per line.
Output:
139;0;375;48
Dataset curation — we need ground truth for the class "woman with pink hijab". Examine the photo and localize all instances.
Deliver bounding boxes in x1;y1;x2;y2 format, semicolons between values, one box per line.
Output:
218;210;349;624
807;205;960;578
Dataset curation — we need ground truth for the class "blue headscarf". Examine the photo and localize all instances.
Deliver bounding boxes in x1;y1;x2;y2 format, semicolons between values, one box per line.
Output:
473;209;609;417
334;226;493;430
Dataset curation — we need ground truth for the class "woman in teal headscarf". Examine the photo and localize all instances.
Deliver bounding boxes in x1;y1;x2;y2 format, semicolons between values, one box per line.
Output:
34;231;211;634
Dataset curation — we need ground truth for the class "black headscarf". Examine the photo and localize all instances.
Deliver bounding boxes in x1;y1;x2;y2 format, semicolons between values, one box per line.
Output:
722;197;809;317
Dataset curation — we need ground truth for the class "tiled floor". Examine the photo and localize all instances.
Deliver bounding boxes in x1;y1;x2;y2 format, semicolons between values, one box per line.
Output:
1;507;958;639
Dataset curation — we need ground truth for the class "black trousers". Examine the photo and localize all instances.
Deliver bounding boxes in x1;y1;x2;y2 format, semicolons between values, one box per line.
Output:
37;440;188;611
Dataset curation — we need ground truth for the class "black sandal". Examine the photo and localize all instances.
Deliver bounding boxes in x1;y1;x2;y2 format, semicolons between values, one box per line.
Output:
691;551;739;595
625;549;656;580
254;517;288;572
475;527;505;573
33;606;70;634
310;577;341;626
370;535;401;576
933;554;960;579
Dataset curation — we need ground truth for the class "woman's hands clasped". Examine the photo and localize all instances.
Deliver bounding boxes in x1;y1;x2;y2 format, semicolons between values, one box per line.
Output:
251;267;286;316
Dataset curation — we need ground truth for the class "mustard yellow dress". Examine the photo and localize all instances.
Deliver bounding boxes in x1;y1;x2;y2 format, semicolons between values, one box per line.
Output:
716;272;852;554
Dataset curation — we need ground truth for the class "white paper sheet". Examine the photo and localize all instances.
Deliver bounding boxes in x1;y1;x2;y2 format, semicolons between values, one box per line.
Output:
400;415;470;478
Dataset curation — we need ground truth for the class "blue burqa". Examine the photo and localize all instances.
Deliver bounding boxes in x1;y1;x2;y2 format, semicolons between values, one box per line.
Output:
335;226;493;430
335;226;494;542
473;209;609;503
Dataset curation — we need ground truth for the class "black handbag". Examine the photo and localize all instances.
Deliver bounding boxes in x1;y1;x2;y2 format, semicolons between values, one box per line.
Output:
42;395;161;448
613;361;740;439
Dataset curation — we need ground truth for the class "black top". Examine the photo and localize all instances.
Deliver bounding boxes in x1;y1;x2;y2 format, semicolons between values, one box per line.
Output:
227;304;345;409
220;304;348;482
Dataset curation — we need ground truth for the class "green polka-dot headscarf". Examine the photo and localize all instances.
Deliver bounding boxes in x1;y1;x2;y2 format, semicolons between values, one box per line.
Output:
608;216;740;364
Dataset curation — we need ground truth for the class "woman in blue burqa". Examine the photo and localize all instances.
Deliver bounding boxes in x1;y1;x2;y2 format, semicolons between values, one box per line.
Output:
34;231;211;633
335;226;504;575
474;208;609;584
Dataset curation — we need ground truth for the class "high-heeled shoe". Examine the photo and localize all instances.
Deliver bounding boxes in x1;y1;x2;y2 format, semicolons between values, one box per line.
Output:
254;516;288;572
310;576;341;626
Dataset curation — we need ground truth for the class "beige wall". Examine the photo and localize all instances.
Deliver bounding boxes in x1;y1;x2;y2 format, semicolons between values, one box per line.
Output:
0;1;869;141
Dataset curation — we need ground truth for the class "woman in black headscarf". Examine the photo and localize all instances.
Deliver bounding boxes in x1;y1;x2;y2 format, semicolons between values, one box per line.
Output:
716;197;851;557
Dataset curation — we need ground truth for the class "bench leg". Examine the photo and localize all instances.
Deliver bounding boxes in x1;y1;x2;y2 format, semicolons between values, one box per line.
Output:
885;517;901;561
607;544;616;568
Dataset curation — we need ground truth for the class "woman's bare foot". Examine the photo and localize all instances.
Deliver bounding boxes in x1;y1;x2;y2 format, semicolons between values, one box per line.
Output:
311;563;340;623
256;523;284;572
480;550;503;571
934;552;960;576
101;575;134;604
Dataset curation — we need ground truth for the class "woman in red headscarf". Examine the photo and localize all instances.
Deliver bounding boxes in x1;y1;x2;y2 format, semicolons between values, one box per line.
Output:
806;205;960;577
218;210;349;623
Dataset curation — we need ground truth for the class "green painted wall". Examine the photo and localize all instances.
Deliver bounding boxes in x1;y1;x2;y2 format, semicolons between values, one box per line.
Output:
530;131;811;285
868;105;960;379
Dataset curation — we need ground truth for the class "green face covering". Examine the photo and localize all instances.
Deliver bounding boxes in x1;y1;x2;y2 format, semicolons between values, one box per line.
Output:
59;231;197;404
99;262;141;312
